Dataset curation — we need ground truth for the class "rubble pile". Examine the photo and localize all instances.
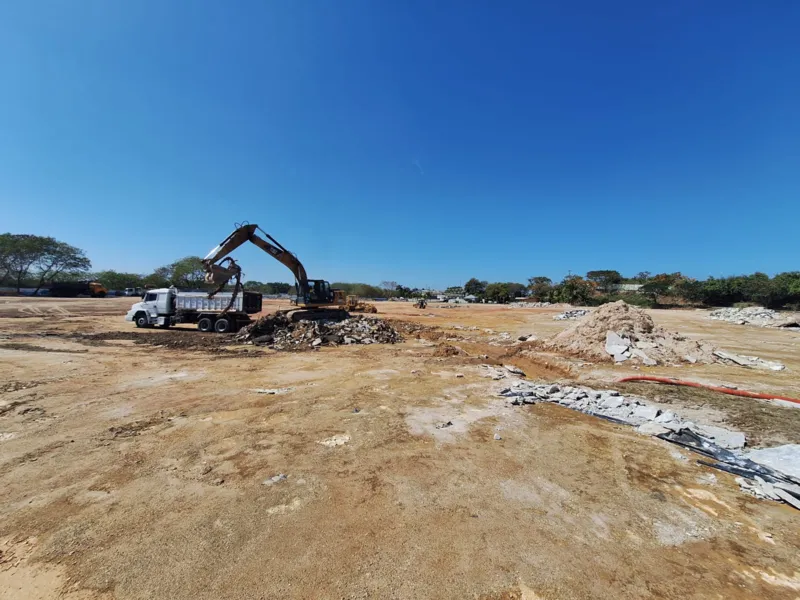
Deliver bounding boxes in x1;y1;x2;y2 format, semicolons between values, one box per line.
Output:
498;380;745;446
542;300;718;366
235;312;402;349
509;302;551;308
709;306;800;328
554;309;590;321
497;379;800;509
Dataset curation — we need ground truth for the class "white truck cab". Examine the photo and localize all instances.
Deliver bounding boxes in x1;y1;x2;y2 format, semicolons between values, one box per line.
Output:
125;288;175;328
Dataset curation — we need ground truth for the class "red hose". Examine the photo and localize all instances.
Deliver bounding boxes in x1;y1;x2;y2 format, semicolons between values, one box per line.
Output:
617;376;800;406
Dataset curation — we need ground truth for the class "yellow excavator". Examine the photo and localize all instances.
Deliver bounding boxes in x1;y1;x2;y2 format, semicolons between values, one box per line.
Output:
201;223;375;318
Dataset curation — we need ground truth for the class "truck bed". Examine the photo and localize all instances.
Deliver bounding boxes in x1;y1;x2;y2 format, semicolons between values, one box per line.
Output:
175;291;262;314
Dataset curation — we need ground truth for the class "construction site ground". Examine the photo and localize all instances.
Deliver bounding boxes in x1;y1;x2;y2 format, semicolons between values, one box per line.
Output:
2;297;800;599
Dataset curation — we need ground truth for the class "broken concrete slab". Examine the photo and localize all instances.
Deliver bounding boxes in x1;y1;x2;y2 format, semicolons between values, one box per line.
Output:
605;331;631;357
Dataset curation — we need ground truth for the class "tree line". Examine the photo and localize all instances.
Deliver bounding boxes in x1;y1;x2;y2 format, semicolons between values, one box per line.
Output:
2;234;798;309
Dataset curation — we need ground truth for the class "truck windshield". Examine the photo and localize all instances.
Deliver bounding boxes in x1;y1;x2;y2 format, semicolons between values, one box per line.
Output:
144;293;157;302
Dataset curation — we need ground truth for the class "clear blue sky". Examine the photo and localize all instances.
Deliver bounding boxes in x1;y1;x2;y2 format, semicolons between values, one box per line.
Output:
1;1;798;288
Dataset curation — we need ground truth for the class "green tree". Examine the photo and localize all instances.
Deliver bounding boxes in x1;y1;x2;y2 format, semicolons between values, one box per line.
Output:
506;282;527;298
92;270;144;291
464;278;487;297
0;234;91;293
484;282;512;303
634;271;651;282
640;280;672;306
586;270;623;289
527;276;553;299
395;285;412;297
551;275;595;305
444;286;464;296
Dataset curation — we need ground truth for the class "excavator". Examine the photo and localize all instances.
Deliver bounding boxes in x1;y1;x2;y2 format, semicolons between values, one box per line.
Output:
201;223;374;318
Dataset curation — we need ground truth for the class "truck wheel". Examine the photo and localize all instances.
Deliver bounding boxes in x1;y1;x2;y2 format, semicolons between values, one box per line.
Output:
198;317;214;332
214;318;231;333
135;313;149;328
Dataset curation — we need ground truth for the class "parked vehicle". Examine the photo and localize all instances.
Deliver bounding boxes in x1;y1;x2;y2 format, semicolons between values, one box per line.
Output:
125;287;263;332
123;287;143;297
50;281;108;298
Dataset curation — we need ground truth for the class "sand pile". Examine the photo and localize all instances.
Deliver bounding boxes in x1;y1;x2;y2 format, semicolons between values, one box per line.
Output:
542;301;718;365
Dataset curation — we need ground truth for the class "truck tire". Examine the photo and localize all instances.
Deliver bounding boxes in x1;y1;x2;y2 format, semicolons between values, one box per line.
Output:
135;312;149;328
214;318;231;333
198;317;214;332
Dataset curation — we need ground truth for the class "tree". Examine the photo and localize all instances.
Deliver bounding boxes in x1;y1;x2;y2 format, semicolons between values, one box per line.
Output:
395;284;412;297
586;270;623;290
444;286;464;297
505;282;526;298
484;282;512;303
634;271;651;282
464;278;487;297
640;280;672;306
265;282;292;294
551;275;595;305
380;281;398;295
0;234;91;293
92;270;145;291
527;276;553;300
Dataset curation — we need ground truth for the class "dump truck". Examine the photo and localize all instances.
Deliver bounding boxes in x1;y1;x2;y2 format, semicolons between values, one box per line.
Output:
125;287;263;332
50;281;108;298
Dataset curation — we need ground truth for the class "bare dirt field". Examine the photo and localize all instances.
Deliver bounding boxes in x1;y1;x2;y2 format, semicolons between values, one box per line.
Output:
2;297;800;599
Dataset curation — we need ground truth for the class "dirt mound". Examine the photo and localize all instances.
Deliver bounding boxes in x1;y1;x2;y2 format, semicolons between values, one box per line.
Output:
542;300;718;365
235;312;402;350
433;344;465;357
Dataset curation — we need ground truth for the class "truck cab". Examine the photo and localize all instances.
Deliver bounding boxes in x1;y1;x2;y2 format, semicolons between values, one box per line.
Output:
125;288;175;328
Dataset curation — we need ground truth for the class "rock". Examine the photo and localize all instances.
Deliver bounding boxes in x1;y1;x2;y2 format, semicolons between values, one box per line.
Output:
637;422;670;436
252;387;294;395
503;365;526;376
263;473;288;486
745;445;800;480
600;397;624;409
605;331;631;356
655;410;678;424
493;433;502;440
435;421;454;429
548;385;561;394
684;355;697;364
554;309;590;321
691;424;746;450
630;347;657;366
632;405;661;421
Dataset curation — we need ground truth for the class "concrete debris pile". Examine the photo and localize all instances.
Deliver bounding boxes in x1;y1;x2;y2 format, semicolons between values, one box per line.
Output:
541;301;717;366
235;312;402;349
709;306;800;328
498;380;800;509
554;309;590;321
539;300;785;369
497;380;746;448
509;302;551;308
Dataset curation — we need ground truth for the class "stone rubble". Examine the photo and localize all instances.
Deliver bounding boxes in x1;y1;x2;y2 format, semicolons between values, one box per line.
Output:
554;309;591;321
235;312;402;350
538;300;786;369
709;306;800;328
509;302;551;308
498;378;800;509
497;380;747;449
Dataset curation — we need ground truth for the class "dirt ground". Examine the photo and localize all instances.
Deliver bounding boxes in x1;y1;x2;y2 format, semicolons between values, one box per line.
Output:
2;297;800;599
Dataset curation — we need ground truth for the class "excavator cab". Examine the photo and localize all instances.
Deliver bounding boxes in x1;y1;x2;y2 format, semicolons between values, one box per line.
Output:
303;279;334;306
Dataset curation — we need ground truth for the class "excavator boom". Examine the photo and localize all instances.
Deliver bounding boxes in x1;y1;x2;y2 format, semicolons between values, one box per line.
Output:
201;224;339;308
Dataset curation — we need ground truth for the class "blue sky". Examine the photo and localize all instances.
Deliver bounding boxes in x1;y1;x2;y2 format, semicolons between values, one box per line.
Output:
1;1;798;288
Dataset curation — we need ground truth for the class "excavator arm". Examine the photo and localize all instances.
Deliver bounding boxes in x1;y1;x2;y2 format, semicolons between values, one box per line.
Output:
201;224;312;301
